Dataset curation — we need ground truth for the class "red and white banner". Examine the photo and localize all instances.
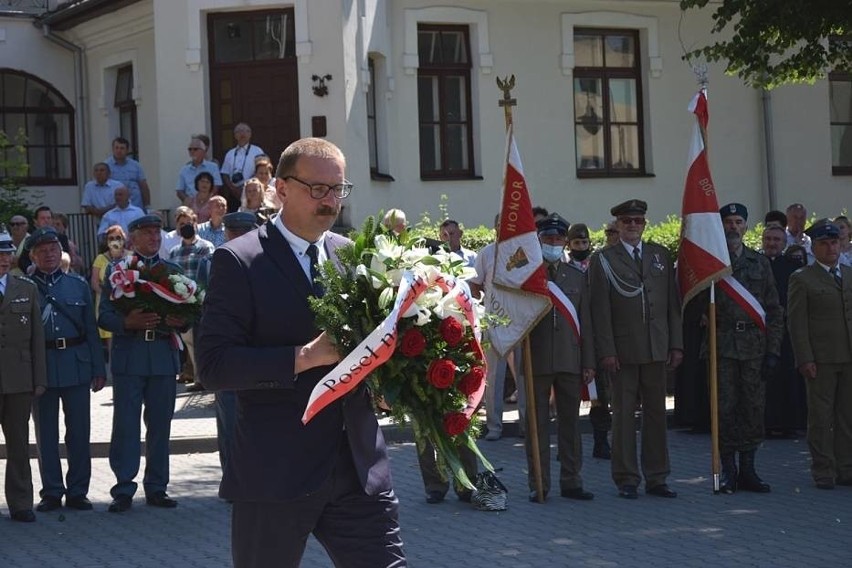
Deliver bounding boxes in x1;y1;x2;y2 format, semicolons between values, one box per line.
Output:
718;275;767;331
488;125;551;357
546;281;580;341
677;89;732;307
109;262;198;304
302;268;485;424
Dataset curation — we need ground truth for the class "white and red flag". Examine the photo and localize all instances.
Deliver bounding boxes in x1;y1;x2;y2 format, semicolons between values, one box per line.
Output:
488;125;551;357
677;89;732;306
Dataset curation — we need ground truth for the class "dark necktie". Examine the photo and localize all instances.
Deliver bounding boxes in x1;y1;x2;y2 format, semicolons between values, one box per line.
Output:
831;266;842;287
633;246;642;273
306;244;324;297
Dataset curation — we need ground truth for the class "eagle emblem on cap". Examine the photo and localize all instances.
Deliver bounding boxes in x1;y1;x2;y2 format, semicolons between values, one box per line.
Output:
729;204;736;213
506;247;530;270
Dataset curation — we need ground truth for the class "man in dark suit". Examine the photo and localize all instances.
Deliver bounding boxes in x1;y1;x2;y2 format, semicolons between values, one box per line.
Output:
198;138;406;568
788;219;852;490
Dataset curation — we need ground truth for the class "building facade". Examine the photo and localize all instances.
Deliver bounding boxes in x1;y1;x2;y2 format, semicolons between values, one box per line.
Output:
1;0;850;234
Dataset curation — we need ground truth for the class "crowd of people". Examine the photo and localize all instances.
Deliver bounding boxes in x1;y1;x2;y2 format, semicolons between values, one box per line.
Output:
1;133;851;568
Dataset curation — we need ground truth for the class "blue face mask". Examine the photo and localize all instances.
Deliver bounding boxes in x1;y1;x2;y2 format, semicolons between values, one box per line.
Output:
541;244;564;263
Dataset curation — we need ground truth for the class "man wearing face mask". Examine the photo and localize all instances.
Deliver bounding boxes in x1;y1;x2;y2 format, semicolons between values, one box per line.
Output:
525;214;596;502
706;204;783;494
168;211;214;393
589;199;683;500
762;225;807;437
566;223;611;460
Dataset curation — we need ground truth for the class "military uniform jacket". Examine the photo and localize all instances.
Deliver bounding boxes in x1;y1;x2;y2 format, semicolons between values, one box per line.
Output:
529;260;595;376
711;247;783;360
0;274;47;394
787;263;852;366
98;256;182;377
33;271;106;388
589;241;682;365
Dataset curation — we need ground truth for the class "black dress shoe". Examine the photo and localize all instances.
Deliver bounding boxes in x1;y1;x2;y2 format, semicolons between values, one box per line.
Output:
457;490;473;503
618;485;638;499
425;490;445;504
647;484;678;498
561;487;594;500
108;495;133;513
11;510;36;522
65;495;93;510
815;480;836;490
146;492;178;508
35;496;62;512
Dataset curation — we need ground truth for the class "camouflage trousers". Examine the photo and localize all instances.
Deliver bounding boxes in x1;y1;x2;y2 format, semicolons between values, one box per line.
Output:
718;357;765;453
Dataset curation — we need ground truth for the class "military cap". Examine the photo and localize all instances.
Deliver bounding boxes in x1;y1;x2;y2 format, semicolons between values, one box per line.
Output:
0;229;14;253
128;215;162;232
223;211;257;230
28;226;60;249
610;199;647;217
719;203;748;221
804;218;840;241
567;223;589;240
536;213;570;237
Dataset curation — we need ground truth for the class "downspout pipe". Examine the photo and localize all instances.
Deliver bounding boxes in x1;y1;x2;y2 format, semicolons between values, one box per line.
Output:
761;88;777;211
40;23;87;202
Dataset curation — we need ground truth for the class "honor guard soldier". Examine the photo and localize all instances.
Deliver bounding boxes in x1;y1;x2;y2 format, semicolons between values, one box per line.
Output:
709;204;783;494
28;228;106;513
526;214;596;502
99;215;187;513
589;199;683;499
0;228;47;522
788;219;852;489
566;222;612;459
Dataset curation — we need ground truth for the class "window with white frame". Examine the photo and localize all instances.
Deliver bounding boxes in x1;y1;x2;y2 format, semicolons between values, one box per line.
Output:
573;28;645;177
417;24;475;179
114;65;139;160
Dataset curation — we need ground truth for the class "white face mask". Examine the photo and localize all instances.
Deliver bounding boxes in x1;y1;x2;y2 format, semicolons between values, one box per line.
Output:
541;244;564;263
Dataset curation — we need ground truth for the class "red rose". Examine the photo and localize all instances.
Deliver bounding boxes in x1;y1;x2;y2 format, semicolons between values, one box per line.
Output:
400;328;427;357
427;359;456;389
439;317;465;346
443;412;470;436
458;366;485;396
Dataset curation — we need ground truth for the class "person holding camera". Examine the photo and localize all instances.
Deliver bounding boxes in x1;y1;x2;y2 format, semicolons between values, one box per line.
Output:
221;123;265;213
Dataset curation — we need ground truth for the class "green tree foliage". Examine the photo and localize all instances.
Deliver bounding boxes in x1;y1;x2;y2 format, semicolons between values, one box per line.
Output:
681;0;852;88
0;129;35;224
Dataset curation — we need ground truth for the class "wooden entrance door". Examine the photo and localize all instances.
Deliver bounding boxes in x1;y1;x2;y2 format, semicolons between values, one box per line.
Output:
208;9;300;164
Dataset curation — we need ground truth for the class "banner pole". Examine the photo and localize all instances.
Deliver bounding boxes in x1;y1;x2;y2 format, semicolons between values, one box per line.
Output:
709;281;721;493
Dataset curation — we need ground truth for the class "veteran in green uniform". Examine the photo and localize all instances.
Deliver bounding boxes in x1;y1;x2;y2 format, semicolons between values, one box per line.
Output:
788;219;852;490
710;204;783;494
589;199;683;499
0;228;47;522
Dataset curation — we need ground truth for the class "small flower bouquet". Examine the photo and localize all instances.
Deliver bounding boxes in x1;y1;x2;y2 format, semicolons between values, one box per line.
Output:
107;255;204;324
305;215;492;489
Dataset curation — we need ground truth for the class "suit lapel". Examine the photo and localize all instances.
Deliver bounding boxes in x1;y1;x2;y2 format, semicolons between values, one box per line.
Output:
0;276;14;309
258;222;312;297
612;244;641;277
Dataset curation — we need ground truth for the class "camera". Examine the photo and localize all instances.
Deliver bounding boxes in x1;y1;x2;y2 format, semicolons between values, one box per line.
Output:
231;172;245;185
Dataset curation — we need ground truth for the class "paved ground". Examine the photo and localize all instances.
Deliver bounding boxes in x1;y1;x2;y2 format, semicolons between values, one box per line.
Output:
1;386;850;567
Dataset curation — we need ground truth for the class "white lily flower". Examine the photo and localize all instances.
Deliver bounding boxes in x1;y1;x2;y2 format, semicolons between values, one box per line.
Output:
174;282;188;297
433;292;467;324
374;234;404;262
378;286;395;310
401;247;431;267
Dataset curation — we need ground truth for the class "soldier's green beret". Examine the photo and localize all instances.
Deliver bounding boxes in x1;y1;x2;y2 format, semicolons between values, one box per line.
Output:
567;223;589;240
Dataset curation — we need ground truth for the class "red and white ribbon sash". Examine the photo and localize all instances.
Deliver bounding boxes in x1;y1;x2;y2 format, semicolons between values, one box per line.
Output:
718;275;766;331
546;281;581;341
302;268;485;424
109;262;197;304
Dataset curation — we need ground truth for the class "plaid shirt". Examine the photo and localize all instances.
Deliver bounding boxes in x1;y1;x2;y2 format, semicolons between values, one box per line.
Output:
168;237;215;281
197;221;226;248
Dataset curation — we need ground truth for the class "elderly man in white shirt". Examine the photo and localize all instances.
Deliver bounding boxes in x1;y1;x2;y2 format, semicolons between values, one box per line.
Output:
97;186;145;238
221;123;265;212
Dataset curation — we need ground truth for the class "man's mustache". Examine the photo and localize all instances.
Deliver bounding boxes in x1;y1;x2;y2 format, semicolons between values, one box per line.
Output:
725;231;741;240
316;205;340;216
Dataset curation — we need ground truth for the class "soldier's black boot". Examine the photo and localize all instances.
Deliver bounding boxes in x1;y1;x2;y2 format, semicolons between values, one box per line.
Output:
593;430;611;460
738;450;771;493
719;452;737;494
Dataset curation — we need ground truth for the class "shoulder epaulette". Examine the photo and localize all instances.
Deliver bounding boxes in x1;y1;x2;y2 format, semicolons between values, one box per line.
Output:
13;274;36;285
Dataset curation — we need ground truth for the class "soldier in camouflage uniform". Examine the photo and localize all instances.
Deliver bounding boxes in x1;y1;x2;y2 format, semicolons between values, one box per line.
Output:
708;204;783;494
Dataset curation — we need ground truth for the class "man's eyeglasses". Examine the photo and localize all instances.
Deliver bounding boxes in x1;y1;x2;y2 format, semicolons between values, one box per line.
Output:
284;176;353;200
618;217;646;226
9;222;27;226
187;147;205;152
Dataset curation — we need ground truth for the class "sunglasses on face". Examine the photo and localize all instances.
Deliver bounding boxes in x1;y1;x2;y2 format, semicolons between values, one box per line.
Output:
619;217;646;226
